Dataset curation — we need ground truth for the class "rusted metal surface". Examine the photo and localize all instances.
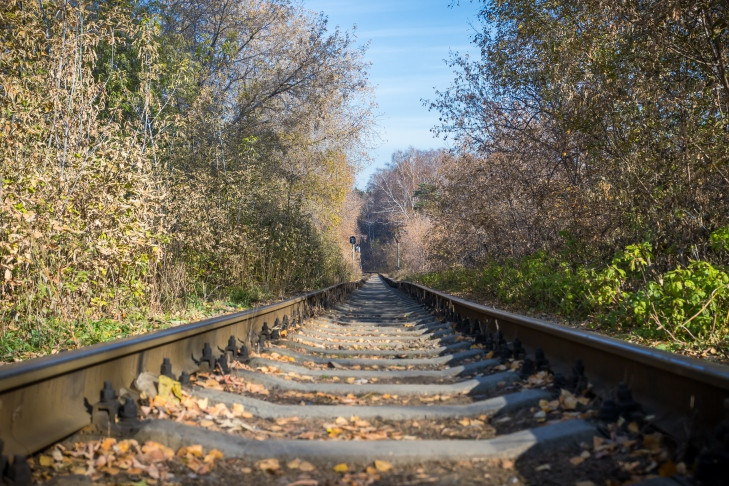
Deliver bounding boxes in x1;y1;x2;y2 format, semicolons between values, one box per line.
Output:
382;276;729;439
0;281;361;457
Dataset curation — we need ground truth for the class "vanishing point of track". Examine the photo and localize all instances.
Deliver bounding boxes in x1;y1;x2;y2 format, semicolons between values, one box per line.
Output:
1;275;728;484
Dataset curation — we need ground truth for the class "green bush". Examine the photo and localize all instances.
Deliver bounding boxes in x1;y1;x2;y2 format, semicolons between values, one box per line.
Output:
626;261;729;342
411;238;729;349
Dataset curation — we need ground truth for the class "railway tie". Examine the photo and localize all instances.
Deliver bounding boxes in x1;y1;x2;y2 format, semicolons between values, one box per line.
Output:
27;275;718;484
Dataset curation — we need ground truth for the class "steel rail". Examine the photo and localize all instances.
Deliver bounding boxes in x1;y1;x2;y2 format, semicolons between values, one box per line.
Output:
381;275;729;439
0;280;361;457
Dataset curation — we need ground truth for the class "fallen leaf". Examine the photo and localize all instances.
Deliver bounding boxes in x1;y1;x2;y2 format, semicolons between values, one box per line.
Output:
38;456;54;467
560;389;578;410
51;447;64;462
299;461;315;472
569;456;585;466
100;438;116;452
141;441;175;462
204;449;224;464
643;433;663;452
158;375;182;402
333;463;349;473
256;458;280;472
374;460;393;472
178;444;203;458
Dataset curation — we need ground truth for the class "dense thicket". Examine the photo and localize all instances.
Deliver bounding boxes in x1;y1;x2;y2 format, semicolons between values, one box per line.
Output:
430;0;728;264
363;0;729;349
1;0;371;352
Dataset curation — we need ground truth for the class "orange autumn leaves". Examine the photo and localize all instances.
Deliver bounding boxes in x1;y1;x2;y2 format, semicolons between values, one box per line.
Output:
35;438;223;483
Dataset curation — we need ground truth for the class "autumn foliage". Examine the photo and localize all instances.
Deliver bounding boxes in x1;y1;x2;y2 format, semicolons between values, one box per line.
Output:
1;0;371;356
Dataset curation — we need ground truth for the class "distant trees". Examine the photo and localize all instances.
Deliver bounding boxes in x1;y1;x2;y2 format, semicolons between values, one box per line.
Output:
1;0;372;333
359;148;449;273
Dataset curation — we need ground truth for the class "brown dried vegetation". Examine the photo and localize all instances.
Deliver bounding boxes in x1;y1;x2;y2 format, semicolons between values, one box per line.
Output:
0;0;372;359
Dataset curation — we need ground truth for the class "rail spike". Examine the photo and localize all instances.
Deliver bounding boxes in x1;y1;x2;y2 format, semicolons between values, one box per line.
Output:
694;416;729;484
118;397;141;434
91;381;120;431
192;343;216;371
161;358;175;379
216;353;231;375
7;454;31;486
0;440;8;483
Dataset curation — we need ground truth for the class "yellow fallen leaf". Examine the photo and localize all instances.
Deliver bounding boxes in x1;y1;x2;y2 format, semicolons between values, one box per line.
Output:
197;397;209;409
204;449;224;464
100;437;117;451
38;456;54;467
158;375;182;402
178;444;204;458
333;463;348;473
115;439;136;454
374;459;393;472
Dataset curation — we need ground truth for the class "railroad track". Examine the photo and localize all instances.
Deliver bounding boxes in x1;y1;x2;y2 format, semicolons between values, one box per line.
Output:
1;275;728;484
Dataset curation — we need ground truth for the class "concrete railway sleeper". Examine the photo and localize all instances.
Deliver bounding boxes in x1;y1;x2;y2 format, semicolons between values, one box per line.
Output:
3;276;729;484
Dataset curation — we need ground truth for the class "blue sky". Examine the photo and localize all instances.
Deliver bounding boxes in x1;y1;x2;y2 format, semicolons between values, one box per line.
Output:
303;0;482;188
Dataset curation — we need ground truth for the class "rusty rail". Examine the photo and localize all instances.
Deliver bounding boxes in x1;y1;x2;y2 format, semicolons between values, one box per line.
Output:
0;280;362;457
381;275;729;440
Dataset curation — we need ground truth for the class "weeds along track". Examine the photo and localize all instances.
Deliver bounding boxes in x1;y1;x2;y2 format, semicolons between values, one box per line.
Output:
2;275;729;484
